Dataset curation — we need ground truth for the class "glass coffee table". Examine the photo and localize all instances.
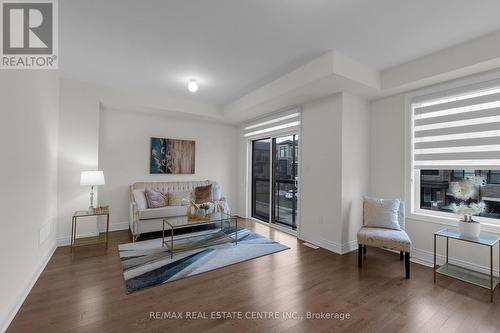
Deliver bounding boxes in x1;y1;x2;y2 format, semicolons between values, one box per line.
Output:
162;212;238;259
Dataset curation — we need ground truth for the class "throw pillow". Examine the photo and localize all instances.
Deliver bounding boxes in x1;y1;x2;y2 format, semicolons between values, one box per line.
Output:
212;182;222;201
144;189;167;208
168;190;192;206
363;196;401;230
133;190;148;209
194;184;213;204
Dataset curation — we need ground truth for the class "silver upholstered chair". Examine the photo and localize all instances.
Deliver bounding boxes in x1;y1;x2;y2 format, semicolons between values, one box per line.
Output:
357;200;412;279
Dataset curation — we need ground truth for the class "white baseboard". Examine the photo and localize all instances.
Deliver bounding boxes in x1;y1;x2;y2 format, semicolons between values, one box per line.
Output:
298;232;357;255
56;221;129;247
297;233;499;275
1;242;57;333
341;239;359;254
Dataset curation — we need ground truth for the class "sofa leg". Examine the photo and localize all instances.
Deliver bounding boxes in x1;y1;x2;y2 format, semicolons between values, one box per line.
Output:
405;252;410;279
363;245;367;254
400;251;404;261
358;244;363;268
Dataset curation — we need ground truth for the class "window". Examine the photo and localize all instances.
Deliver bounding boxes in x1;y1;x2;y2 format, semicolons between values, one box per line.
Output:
410;83;500;222
279;146;287;158
489;171;500;184
419;169;500;219
421;170;439;176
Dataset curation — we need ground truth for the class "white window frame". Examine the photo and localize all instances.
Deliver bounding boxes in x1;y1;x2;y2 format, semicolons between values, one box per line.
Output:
404;70;500;231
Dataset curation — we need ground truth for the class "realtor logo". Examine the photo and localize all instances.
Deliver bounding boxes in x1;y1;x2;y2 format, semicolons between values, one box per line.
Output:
1;0;58;69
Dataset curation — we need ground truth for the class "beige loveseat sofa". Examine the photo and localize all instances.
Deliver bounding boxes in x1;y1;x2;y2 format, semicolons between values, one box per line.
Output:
129;180;229;241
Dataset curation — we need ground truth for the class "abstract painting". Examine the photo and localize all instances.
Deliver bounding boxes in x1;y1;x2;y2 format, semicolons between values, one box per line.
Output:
150;137;195;174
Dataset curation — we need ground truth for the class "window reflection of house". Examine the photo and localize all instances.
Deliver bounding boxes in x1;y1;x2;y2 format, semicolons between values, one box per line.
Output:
275;139;295;180
420;170;451;210
253;140;270;178
420;170;500;219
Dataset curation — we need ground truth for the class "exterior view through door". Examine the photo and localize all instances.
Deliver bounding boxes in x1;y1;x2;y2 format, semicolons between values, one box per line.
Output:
252;134;299;230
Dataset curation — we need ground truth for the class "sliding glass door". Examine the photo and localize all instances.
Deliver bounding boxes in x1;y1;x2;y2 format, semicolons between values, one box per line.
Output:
251;134;299;230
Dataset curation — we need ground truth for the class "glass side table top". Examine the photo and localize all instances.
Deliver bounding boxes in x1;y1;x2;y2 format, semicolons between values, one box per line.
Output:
73;210;109;217
435;228;499;246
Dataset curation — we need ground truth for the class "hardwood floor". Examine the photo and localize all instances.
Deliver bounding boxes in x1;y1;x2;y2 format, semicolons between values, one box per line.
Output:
7;219;500;333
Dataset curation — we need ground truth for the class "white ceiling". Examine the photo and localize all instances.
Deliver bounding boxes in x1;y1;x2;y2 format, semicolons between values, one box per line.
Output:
60;0;500;106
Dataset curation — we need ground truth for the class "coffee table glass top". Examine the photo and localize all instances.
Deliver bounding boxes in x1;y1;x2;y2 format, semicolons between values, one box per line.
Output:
435;228;499;246
165;212;234;228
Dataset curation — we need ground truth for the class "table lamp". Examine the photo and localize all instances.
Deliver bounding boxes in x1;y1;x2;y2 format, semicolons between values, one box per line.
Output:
80;171;105;212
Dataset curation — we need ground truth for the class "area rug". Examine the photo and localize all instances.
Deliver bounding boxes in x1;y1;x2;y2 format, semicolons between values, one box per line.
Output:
118;226;289;293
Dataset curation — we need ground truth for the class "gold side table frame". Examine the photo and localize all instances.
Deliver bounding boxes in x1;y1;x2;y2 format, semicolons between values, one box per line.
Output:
71;210;110;249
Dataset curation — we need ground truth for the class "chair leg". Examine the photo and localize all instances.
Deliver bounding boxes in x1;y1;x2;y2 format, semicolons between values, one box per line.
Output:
358;244;363;268
400;251;404;261
363;245;367;254
405;252;410;279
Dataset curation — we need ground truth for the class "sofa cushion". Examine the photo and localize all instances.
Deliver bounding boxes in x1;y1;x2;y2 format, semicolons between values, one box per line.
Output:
133;190;148;209
168;190;192;206
357;227;411;252
145;189;167;208
138;206;187;220
363;196;401;230
194;184;212;204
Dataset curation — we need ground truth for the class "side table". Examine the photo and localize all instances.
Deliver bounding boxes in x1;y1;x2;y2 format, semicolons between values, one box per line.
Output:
71;210;110;249
434;228;499;302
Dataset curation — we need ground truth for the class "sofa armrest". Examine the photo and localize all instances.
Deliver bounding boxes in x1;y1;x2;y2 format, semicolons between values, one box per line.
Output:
129;202;139;235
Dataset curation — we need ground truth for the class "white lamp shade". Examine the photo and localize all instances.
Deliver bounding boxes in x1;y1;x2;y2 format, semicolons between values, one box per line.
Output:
80;171;105;186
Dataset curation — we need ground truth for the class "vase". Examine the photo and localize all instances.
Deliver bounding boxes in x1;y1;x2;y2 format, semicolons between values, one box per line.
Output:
196;208;206;219
458;219;480;238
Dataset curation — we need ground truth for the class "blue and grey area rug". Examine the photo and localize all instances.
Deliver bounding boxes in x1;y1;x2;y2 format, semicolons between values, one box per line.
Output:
119;227;289;293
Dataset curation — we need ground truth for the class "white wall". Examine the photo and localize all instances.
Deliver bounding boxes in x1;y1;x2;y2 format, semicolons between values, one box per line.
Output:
299;94;344;248
0;71;59;332
370;93;500;272
341;93;370;247
98;108;238;226
57;79;101;244
56;78;233;245
235;93;370;254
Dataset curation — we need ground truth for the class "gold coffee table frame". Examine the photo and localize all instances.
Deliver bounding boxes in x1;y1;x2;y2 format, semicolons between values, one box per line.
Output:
162;212;238;259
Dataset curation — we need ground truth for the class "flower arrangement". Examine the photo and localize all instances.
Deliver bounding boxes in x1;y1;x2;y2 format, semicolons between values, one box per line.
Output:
198;203;211;211
187;200;213;219
449;176;486;221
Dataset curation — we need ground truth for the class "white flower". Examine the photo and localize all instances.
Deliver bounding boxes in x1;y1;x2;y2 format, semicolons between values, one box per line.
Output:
451;201;486;216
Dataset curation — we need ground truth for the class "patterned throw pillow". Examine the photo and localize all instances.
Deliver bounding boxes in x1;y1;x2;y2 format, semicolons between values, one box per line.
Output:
144;189;167;208
168;190;192;206
194;184;213;204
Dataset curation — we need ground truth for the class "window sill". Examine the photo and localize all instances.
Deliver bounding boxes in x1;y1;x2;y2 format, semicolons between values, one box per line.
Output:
408;211;500;235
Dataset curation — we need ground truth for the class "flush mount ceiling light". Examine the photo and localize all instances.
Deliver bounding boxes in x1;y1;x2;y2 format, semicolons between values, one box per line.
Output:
187;79;198;93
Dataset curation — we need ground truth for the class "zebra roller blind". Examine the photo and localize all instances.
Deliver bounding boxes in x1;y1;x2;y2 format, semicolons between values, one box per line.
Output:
412;86;500;170
243;109;301;138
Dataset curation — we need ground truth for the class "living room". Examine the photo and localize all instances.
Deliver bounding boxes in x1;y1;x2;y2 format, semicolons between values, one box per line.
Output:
2;1;500;332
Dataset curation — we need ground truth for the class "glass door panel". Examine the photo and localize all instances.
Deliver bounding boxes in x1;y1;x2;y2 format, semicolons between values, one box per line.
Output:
272;134;298;229
251;138;271;221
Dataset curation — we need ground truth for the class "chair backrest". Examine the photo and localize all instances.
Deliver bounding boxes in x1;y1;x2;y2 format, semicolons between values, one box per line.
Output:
362;197;406;230
398;200;405;230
